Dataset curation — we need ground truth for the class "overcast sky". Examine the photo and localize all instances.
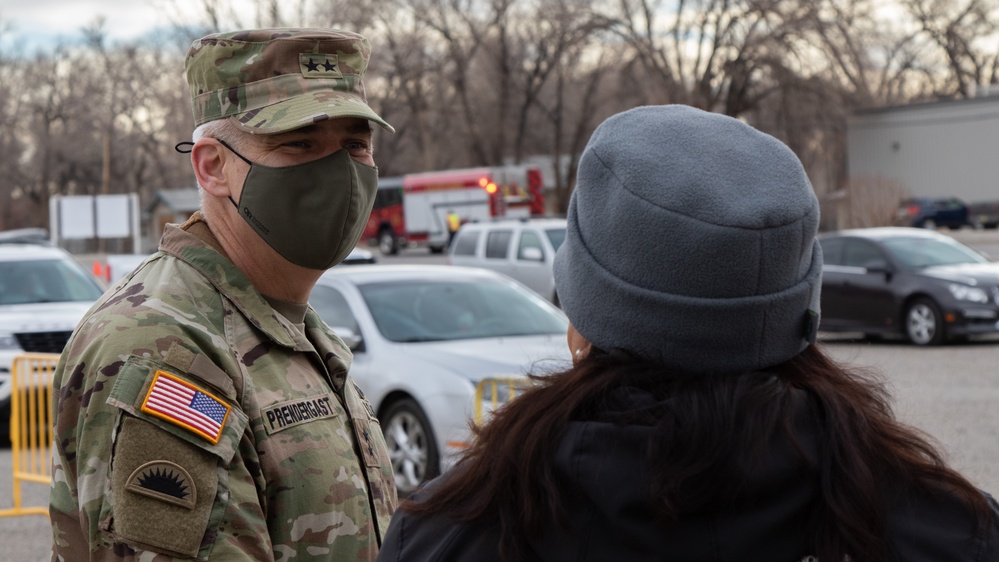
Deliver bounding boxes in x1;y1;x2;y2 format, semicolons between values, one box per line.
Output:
1;0;208;51
5;0;156;38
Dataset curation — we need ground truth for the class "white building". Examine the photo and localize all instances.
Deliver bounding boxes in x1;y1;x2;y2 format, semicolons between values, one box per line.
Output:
847;95;999;204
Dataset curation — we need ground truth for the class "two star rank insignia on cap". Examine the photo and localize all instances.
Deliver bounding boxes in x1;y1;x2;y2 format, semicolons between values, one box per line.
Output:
300;53;342;78
141;371;231;444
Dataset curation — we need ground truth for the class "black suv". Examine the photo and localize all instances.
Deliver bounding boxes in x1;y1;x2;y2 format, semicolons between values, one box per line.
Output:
895;197;970;230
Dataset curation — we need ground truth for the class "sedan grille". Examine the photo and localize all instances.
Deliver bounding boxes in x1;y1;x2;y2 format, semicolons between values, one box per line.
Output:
15;331;72;353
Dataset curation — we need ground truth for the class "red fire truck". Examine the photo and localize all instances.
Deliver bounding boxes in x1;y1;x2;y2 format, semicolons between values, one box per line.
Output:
363;165;545;254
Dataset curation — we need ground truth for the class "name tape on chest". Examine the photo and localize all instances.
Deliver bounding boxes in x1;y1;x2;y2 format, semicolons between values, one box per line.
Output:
141;371;232;444
263;395;338;434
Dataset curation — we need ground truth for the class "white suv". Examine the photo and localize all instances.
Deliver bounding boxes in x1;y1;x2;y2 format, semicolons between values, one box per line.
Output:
447;218;567;304
0;242;106;418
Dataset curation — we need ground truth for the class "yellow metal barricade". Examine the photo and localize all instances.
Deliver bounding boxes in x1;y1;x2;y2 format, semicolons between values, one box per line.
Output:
474;377;532;424
0;352;60;518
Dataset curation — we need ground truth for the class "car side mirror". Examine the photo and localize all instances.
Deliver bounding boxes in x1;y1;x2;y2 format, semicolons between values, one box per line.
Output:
520;247;544;262
333;327;364;351
863;259;893;276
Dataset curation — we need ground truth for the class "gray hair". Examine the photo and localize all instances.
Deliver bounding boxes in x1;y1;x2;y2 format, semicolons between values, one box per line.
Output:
191;118;250;205
192;118;249;151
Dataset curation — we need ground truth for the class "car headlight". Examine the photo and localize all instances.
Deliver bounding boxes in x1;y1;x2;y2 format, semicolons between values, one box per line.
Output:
947;283;989;303
0;332;23;351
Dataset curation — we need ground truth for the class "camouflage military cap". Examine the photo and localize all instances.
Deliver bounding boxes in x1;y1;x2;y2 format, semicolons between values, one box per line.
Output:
185;28;394;134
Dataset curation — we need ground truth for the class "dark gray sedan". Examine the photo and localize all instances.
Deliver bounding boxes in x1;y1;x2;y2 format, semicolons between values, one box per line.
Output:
818;227;999;345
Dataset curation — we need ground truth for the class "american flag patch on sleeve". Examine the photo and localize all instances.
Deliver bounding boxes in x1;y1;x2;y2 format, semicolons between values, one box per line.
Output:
141;371;231;444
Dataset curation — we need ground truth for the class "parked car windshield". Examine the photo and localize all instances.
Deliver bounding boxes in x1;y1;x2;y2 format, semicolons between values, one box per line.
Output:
0;259;105;305
881;236;988;268
545;228;566;252
358;278;568;342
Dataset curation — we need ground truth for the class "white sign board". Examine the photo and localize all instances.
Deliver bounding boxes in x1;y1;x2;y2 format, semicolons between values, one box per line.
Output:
49;193;141;251
95;195;132;238
57;196;96;240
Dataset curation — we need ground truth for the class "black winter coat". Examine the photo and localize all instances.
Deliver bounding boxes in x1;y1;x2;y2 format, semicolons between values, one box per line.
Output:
376;386;999;562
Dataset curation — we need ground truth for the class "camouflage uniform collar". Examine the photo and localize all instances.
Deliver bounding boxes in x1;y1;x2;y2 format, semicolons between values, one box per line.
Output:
159;220;312;351
179;211;227;256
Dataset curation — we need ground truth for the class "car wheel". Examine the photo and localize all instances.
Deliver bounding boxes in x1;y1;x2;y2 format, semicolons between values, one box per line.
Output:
904;297;944;346
429;245;445;254
378;229;398;255
382;398;439;495
921;218;937;230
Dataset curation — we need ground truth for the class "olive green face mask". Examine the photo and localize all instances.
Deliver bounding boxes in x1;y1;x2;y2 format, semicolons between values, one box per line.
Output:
218;139;378;270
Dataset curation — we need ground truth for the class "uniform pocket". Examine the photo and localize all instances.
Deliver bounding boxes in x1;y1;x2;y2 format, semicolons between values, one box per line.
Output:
100;355;248;559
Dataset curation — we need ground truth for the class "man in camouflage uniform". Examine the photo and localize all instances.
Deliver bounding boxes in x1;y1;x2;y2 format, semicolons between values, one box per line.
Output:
50;28;398;561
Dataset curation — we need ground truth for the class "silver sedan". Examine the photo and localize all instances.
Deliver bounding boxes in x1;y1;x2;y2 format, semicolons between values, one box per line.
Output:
310;264;571;494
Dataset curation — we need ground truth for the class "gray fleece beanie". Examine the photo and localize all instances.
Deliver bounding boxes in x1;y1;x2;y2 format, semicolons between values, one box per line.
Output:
553;105;822;374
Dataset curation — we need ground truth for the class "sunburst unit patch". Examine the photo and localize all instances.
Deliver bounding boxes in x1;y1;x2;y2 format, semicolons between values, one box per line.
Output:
141;371;231;444
125;460;197;509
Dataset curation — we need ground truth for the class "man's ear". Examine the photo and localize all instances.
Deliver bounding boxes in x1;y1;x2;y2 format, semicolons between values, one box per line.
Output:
191;140;231;198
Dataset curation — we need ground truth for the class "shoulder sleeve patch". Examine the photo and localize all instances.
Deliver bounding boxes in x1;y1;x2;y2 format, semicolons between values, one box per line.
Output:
110;416;219;558
125;460;197;510
141;371;232;444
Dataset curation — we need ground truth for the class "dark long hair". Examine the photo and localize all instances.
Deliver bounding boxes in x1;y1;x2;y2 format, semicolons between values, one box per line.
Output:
402;345;990;561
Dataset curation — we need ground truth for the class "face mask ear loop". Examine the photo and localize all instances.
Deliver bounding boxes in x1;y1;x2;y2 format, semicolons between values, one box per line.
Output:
215;138;252;165
214;137;253;210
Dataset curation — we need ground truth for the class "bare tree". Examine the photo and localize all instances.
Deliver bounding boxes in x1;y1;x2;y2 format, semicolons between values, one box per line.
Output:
505;1;614;163
0;18;28;229
604;0;823;116
901;0;999;98
841;175;911;228
362;2;457;174
808;0;933;107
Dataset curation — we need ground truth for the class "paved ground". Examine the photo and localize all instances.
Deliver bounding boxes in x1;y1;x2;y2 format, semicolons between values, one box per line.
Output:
822;334;999;495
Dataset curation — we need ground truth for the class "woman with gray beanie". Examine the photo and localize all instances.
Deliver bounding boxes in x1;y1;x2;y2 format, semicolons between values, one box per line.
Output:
376;105;999;562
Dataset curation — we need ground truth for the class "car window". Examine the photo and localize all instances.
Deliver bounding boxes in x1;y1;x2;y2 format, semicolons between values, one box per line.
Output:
451;230;479;257
358;279;567;342
881;236;987;268
517;231;543;261
0;258;105;305
545;228;566;252
309;284;359;334
485;230;513;259
819;238;845;266
841;239;884;268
